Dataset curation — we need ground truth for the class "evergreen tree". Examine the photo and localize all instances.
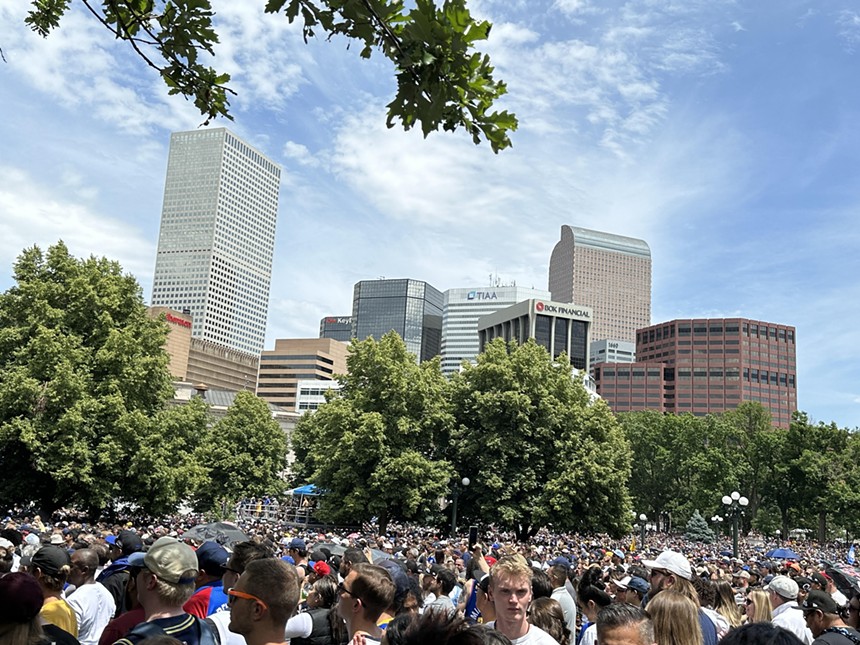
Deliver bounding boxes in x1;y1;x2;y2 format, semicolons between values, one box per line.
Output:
685;509;716;544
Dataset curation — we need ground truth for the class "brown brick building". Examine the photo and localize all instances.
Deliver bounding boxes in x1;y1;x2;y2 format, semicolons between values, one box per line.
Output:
594;318;797;427
255;338;348;409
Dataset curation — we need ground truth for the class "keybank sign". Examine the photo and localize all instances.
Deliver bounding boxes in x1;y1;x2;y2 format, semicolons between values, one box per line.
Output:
467;291;498;300
534;302;591;318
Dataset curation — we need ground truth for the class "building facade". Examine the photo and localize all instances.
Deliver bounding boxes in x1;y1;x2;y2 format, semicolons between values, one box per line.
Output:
593;318;797;427
589;339;636;371
147;306;193;379
548;225;651;344
186;338;260;392
319;316;353;343
441;285;552;374
150;128;281;356
255;338;348;409
295;379;342;413
351;279;443;362
477;299;593;370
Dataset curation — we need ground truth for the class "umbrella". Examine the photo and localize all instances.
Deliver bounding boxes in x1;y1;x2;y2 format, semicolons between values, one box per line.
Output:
181;521;249;546
288;484;320;496
765;548;800;560
308;542;392;562
823;561;860;597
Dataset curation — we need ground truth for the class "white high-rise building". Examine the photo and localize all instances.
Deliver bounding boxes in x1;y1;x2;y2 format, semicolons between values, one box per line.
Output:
151;128;281;356
441;285;552;374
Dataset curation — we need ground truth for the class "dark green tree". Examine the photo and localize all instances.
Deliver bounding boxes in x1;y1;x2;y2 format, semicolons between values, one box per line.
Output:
194;390;288;512
450;339;632;540
24;0;517;152
291;332;453;533
685;509;715;544
0;242;175;515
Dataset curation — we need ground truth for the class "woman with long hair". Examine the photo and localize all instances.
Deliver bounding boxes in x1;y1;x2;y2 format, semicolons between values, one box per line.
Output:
528;597;571;645
287;574;348;645
648;590;704;645
577;566;612;645
743;590;772;624
713;581;743;629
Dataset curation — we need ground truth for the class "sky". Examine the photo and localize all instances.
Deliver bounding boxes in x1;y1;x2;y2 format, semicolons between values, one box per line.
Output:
2;0;860;428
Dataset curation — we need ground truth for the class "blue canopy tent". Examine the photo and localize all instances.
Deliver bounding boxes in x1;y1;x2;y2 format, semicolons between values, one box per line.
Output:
289;484;320;496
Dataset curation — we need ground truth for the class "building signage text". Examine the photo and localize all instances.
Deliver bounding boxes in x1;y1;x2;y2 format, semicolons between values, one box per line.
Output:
166;313;192;328
467;291;498;300
535;302;591;318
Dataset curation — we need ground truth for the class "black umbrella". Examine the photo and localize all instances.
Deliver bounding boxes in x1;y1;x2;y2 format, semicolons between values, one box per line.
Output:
181;521;249;546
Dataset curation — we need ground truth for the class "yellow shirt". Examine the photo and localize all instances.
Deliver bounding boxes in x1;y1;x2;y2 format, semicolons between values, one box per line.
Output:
41;597;78;637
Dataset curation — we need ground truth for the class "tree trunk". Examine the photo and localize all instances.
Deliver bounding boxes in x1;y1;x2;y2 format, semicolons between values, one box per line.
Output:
819;511;827;543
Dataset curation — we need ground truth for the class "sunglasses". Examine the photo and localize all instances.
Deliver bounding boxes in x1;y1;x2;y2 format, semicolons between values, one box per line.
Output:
228;589;269;612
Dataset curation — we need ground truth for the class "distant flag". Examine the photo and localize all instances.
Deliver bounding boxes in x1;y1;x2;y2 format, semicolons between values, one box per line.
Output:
848;544;856;565
631;538;636;552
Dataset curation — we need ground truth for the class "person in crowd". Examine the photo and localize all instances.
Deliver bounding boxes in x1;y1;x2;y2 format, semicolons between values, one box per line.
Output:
113;536;215;645
99;565;145;645
185;542;230;618
797;591;860;645
648;590;703;645
713;581;744;630
30;544;79;638
285;575;348;645
548;564;577;635
721;623;805;645
596;603;655;645
744;590;773;624
0;571;79;645
99;531;144;618
336;562;396;643
226;559;300;645
767;575;813;644
531;569;553;601
485;556;558;644
643;551;718;645
528;597;570;645
68;548;116;645
288;539;310;581
206;541;273;645
577;565;612;645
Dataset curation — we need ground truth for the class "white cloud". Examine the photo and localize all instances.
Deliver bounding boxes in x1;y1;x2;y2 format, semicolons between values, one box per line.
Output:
0;167;155;280
837;10;860;52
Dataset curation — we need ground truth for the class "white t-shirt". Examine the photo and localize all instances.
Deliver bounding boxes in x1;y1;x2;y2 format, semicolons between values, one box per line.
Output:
206;610;249;645
580;622;597;645
65;582;116;645
772;601;813;645
485;621;560;644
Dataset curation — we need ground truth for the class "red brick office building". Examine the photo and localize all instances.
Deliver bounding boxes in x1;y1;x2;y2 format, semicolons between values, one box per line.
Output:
594;318;797;428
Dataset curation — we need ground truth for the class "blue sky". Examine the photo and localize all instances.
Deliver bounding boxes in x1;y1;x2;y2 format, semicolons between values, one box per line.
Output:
2;0;860;428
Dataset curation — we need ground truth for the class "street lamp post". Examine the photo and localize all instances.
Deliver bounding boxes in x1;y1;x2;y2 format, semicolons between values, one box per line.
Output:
711;515;724;537
722;491;749;558
450;477;470;537
639;513;647;547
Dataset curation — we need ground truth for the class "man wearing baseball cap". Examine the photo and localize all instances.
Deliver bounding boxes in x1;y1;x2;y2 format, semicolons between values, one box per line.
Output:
795;590;860;645
768;575;812;644
113;537;216;645
643;550;717;645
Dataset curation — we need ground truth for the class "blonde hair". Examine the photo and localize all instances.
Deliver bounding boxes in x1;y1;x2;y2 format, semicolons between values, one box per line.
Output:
713;581;743;628
648;590;704;645
489;556;533;588
745;590;772;623
0;619;43;645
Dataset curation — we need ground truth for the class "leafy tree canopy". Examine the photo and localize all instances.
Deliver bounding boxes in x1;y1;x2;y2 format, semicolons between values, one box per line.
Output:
0;241;175;515
291;332;454;533
449;339;632;540
24;0;517;152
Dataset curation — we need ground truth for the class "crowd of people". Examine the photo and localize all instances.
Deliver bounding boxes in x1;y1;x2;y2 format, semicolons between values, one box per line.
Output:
2;508;860;645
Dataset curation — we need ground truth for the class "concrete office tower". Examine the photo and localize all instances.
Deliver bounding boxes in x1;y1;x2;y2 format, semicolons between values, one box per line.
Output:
441;285;551;374
319;316;354;343
151;128;281;356
477;299;593;371
548;225;651;343
589;339;636;371
256;338;348;409
352;279;443;362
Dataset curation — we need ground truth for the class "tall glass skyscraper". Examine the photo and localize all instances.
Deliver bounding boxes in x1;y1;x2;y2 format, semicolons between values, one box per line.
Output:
351;279;443;362
150;128;281;356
